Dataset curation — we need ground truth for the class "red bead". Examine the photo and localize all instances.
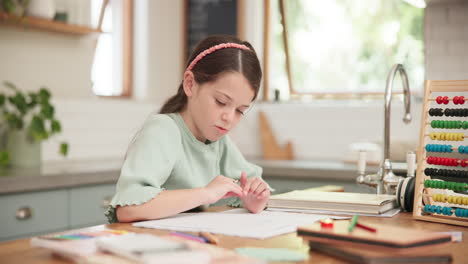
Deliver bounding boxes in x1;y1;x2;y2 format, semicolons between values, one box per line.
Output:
460;96;465;105
427;156;433;164
462;159;467;167
436;96;443;104
453;96;459;104
443;96;449;104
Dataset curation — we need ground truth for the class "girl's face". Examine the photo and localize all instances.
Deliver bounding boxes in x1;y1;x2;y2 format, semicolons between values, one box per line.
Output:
182;72;255;142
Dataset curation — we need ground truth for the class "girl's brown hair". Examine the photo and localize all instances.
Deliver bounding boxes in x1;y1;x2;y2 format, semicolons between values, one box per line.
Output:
159;35;262;114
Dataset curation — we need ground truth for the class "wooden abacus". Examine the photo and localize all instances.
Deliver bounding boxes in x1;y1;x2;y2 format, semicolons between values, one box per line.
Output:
413;80;468;226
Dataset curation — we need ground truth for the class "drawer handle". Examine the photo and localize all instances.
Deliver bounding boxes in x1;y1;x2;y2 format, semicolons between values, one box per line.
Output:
16;207;32;220
101;196;112;208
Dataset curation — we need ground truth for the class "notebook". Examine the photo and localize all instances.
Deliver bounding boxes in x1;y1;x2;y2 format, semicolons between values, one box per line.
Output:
309;241;452;264
297;220;452;252
268;190;397;215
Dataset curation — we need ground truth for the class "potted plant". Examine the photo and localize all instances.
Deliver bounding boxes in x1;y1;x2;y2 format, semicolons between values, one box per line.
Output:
0;81;68;168
1;0;30;16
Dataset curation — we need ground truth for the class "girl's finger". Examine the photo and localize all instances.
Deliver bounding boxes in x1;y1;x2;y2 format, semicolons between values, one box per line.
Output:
257;188;270;198
248;178;262;194
242;177;254;196
240;172;247;188
252;181;266;195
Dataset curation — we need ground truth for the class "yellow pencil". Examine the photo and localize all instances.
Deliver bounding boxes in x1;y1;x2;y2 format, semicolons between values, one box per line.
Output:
199;232;219;245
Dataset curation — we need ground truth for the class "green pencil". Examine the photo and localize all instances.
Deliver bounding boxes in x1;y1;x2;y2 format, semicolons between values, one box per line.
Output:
348;215;359;232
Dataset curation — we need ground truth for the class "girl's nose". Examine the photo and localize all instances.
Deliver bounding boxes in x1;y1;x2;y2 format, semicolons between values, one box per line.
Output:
221;110;233;122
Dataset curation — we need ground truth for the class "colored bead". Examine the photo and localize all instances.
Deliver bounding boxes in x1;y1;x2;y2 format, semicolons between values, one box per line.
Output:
424;180;430;188
436;96;443;104
424;204;431;212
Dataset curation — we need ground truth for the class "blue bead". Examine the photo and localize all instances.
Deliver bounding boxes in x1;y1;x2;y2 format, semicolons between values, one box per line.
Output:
431;205;437;213
424;204;431;213
445;207;450;215
447;207;453;216
447;145;453;153
455;208;462;217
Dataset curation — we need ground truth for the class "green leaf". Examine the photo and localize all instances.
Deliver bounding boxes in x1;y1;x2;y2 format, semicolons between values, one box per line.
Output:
3;81;17;91
0;95;5;107
27;92;38;108
9;92;28;115
0;151;10;166
51;119;61;133
40;103;54;119
38;88;51;104
59;142;69;156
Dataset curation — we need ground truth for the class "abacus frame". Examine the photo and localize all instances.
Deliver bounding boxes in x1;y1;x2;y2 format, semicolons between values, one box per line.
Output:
413;80;468;226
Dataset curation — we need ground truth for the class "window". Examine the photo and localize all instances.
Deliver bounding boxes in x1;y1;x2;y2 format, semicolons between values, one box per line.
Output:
266;0;424;100
91;0;133;97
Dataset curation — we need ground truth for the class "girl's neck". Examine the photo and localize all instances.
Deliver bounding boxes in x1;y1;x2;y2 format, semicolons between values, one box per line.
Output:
179;110;206;142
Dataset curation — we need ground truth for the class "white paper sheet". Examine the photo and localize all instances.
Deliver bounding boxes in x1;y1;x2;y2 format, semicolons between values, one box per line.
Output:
133;209;349;239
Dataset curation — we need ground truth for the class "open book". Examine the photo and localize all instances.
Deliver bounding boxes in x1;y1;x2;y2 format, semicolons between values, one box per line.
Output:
267;190;397;215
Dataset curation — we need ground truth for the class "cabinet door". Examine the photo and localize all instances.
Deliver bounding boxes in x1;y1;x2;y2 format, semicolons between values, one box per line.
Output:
0;190;68;240
69;184;115;228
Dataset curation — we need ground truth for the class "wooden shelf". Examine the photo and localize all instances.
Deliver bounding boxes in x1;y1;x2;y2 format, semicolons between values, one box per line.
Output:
0;12;101;35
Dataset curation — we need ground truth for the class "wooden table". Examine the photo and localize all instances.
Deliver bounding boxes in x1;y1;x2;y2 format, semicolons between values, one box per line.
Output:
0;211;466;264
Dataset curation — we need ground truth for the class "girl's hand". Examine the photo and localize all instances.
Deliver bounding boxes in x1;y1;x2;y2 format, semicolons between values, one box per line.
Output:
203;175;244;204
240;172;270;213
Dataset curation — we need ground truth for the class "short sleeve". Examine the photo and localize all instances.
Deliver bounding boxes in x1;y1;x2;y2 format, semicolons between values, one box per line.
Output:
105;115;181;223
218;136;274;208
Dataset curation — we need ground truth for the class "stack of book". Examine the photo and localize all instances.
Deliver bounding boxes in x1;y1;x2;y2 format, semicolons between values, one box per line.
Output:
267;189;398;215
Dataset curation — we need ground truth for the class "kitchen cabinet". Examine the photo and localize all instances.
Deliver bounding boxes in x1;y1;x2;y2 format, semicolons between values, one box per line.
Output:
0;189;68;240
0;183;115;242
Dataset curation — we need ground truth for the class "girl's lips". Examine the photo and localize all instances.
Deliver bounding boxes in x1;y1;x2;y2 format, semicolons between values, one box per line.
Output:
215;126;228;133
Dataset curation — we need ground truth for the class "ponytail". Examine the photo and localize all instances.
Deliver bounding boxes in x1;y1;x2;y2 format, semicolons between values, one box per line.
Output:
159;83;187;114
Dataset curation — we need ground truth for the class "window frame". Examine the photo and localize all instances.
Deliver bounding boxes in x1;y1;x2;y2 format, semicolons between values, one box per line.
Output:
94;0;133;98
262;0;422;101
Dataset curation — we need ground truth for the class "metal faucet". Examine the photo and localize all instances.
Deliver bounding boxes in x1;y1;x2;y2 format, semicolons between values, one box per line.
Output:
356;64;412;194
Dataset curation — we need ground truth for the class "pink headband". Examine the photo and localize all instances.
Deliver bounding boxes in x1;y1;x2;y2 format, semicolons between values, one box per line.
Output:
186;42;250;71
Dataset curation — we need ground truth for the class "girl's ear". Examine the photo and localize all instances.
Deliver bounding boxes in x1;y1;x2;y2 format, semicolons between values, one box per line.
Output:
183;71;196;97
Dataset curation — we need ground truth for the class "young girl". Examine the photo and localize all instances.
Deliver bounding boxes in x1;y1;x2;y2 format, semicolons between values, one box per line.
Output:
106;35;271;223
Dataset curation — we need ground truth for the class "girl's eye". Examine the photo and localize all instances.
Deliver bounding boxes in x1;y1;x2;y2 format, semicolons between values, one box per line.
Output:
236;109;245;115
215;99;226;106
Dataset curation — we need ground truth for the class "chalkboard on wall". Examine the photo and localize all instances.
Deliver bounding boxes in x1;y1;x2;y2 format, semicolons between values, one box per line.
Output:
185;0;239;60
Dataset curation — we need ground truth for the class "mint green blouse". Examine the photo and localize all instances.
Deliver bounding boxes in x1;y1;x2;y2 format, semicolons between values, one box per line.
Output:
105;113;268;223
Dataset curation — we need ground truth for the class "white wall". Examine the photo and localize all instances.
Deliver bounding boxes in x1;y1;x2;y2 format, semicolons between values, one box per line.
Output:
424;0;468;80
1;0;466;163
